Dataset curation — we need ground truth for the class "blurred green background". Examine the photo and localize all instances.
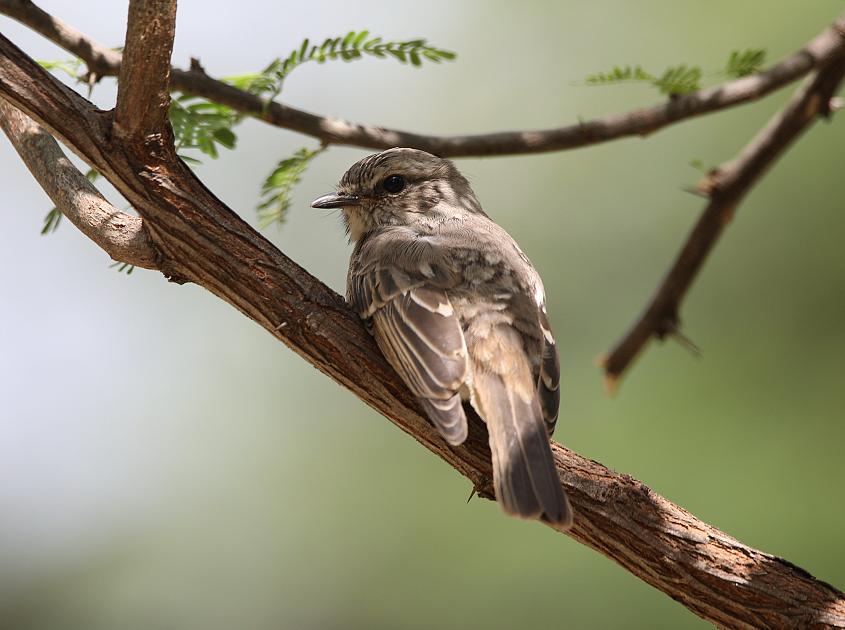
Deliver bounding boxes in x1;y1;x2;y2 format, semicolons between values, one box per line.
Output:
1;1;843;628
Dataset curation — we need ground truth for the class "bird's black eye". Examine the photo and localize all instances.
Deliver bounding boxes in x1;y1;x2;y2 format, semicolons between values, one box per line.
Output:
382;175;405;194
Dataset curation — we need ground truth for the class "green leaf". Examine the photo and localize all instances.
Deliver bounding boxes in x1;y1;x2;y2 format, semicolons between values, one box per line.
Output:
656;64;702;95
36;57;85;79
109;262;135;274
689;158;708;174
583;65;654;86
353;30;369;47
167;94;240;162
41;207;63;235
257;146;327;229
724;48;766;77
212;127;236;149
583;48;768;95
243;32;455;98
386;48;407;63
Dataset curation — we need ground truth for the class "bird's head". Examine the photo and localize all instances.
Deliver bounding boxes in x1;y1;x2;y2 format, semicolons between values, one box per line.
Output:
311;148;483;243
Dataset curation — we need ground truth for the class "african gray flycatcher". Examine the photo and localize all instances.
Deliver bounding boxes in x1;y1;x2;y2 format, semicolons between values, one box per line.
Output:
312;148;572;527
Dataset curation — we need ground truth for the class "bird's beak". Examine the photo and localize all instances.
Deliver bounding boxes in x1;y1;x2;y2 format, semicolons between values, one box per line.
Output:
311;192;364;209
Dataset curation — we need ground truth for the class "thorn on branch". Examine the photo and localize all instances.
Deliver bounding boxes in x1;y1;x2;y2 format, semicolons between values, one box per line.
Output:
653;311;680;341
165;274;190;285
665;323;703;358
693;167;724;198
190;57;206;74
682;184;711;198
655;314;701;356
601;367;620;397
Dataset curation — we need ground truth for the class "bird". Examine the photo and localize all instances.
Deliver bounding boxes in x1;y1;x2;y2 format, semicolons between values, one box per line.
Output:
312;148;572;528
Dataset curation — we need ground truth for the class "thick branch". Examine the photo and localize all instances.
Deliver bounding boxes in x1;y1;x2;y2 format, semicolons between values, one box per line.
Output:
2;1;844;156
1;25;844;630
114;0;176;140
0;96;158;269
600;54;845;388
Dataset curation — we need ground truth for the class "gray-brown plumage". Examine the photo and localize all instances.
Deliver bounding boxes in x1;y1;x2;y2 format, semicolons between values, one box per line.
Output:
312;148;572;528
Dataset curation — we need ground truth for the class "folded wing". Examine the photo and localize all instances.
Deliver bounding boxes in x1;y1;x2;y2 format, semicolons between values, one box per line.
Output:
349;257;469;445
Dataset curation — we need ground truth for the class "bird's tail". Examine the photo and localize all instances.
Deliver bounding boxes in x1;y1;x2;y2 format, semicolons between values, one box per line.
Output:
475;370;572;528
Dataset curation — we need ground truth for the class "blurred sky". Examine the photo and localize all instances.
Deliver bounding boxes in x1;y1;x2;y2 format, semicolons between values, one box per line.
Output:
1;1;844;629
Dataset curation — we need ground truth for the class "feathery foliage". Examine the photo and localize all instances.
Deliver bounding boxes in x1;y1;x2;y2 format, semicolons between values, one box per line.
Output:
583;48;766;95
41;207;63;235
37;57;87;79
109;262;135;274
37;32;454;240
247;31;456;105
169;94;239;160
257;146;327;228
584;64;702;95
723;48;767;78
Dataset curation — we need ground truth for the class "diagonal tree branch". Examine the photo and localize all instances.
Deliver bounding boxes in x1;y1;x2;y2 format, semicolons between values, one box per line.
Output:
1;16;844;629
600;54;845;389
1;0;844;156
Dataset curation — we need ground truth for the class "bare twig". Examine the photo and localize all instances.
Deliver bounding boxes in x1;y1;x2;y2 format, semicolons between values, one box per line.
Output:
0;96;158;269
2;0;844;156
0;0;121;78
600;54;845;389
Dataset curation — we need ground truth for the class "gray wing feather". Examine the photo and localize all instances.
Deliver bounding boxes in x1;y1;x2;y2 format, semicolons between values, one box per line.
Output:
372;297;466;395
418;394;467;445
349;257;469;446
536;308;560;437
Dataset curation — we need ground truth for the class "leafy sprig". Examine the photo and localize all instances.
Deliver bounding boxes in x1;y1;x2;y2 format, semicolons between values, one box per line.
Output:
257;146;327;228
38;31;455;240
42;207;64;235
723;48;767;78
168;94;239;160
657;64;704;95
584;64;702;95
583;48;766;95
109;262;135;274
37;57;87;79
255;31;456;104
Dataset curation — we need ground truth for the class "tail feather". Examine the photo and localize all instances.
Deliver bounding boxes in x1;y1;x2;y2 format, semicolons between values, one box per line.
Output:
476;371;572;527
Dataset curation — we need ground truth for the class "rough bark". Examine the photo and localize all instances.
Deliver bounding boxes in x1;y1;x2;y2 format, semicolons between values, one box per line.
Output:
1;5;844;629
